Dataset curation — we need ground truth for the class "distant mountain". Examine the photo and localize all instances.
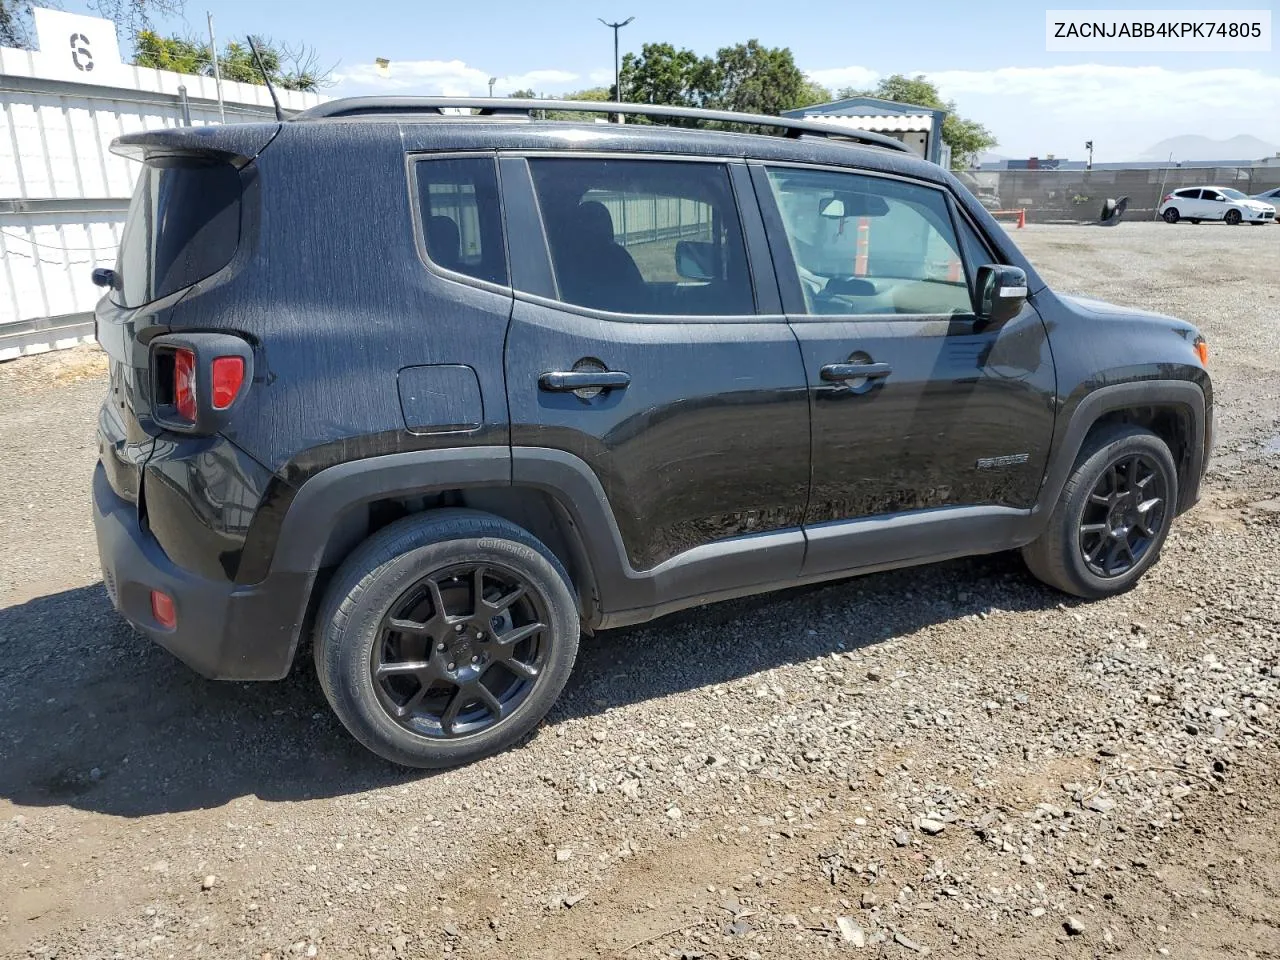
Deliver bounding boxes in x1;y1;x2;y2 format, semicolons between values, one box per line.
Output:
1140;134;1278;162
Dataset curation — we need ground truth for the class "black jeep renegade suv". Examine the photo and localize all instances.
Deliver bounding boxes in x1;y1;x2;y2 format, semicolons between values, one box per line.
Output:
91;98;1212;767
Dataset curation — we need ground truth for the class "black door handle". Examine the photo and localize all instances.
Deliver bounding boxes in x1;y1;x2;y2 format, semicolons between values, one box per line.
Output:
820;362;893;382
539;370;631;392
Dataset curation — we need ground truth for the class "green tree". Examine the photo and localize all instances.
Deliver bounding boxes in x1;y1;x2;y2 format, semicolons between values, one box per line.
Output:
133;31;330;91
618;42;716;121
618;40;829;132
706;40;807;117
2;0;181;49
797;78;833;108
838;73;996;168
545;86;610;121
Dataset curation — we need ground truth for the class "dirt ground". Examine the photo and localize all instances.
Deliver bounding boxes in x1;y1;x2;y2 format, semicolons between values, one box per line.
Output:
1;220;1278;960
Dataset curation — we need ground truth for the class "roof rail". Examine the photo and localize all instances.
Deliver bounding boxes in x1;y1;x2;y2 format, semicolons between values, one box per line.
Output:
293;97;914;154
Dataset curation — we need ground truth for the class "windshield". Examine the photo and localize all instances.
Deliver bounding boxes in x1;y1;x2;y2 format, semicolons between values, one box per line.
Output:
1220;188;1248;200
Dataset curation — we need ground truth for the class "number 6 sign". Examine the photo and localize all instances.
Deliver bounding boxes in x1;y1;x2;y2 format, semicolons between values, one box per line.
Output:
70;32;95;72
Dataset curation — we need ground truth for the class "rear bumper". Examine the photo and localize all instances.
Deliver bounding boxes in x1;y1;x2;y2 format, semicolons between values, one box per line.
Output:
92;462;310;680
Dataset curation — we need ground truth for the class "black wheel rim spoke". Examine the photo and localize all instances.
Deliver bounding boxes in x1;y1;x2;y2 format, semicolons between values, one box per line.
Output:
472;681;505;720
370;560;549;739
495;621;545;647
1077;450;1168;579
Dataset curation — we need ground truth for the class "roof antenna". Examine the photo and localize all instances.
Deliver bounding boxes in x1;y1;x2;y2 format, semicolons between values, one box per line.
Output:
246;35;284;121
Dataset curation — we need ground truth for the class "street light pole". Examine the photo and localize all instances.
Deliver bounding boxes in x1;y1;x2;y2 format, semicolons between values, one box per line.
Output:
488;77;496;97
1085;140;1094;170
598;16;634;116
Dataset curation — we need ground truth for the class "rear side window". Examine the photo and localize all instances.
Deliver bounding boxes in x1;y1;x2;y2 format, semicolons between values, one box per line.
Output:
115;158;241;308
415;157;507;286
765;167;971;317
528;158;754;316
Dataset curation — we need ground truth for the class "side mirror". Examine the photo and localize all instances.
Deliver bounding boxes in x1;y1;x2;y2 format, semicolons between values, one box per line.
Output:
91;267;117;289
975;264;1028;326
675;240;715;281
818;197;845;219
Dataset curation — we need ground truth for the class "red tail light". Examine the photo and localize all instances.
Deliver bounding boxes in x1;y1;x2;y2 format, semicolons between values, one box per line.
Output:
211;356;245;409
1162;194;1172;203
173;348;197;422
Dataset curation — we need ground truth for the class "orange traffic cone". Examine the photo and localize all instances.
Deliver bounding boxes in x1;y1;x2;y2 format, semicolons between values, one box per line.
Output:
854;218;870;276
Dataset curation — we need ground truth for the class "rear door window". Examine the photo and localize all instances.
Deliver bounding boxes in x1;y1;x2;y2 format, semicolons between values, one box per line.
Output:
414;156;508;286
527;157;755;316
115;158;242;308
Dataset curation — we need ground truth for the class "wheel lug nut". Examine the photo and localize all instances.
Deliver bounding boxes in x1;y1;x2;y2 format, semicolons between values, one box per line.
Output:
447;662;456;671
475;630;484;639
455;624;464;632
471;655;480;664
436;642;446;651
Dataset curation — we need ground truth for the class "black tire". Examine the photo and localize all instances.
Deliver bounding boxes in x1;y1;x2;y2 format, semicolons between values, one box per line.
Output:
1162;208;1179;224
1225;209;1242;225
1189;218;1201;224
313;509;580;768
1022;425;1178;600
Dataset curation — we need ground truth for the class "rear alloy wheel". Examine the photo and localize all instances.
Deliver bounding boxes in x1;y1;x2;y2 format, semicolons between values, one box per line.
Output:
1162;208;1179;224
1022;425;1178;599
1225;209;1242;225
314;510;580;768
371;563;549;739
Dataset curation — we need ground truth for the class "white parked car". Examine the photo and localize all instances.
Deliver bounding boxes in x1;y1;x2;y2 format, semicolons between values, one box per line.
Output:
1250;186;1280;220
1159;186;1275;225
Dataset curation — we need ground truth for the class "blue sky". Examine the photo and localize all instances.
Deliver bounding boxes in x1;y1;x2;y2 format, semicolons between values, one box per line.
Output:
64;0;1280;160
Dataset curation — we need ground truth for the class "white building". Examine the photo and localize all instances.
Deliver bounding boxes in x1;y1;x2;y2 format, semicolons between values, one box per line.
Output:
0;7;324;360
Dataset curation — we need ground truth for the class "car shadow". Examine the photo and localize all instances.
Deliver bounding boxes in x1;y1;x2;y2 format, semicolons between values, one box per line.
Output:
0;551;1074;817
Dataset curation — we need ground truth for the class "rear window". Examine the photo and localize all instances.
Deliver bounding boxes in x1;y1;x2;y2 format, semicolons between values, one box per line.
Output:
114;158;242;308
414;157;508;286
528;157;754;316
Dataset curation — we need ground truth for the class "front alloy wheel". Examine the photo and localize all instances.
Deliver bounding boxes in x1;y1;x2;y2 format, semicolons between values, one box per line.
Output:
1021;425;1178;599
1077;454;1167;578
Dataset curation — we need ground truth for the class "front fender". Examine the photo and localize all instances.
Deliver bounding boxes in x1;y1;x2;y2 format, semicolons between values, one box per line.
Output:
1036;379;1209;518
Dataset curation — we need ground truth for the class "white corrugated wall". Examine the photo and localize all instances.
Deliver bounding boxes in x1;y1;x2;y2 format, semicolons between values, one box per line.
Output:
0;30;324;359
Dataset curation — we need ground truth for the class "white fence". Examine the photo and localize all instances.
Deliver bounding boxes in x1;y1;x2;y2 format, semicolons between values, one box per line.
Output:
0;7;323;360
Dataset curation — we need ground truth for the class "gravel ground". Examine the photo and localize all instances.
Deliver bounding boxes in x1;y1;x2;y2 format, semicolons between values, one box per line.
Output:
1;220;1278;960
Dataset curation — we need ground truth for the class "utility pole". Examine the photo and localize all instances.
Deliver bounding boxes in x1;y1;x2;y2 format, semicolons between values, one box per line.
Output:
598;16;634;120
488;77;497;97
207;11;225;124
1085;140;1094;170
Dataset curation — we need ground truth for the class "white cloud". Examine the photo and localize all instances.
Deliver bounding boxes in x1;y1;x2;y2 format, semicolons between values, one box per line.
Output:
805;66;879;94
927;64;1280;159
796;63;1280;160
332;60;578;97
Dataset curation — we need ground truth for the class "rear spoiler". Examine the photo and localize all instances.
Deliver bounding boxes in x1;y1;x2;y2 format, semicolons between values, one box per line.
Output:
111;122;281;168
